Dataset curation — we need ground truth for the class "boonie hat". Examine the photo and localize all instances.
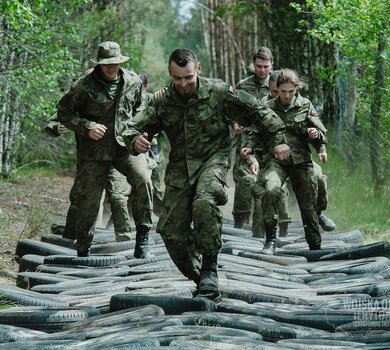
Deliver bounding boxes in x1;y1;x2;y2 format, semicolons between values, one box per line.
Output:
91;41;129;65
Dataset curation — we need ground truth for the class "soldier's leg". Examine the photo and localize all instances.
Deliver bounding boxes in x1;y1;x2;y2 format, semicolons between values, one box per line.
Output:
260;161;288;255
156;181;201;284
193;164;228;299
277;182;291;237
63;181;78;239
313;161;336;231
288;162;321;250
251;181;265;238
115;152;153;258
74;160;110;255
232;157;254;228
105;167;132;241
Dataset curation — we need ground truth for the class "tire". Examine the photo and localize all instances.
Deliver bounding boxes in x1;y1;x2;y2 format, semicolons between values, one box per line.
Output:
320;241;390;261
16;271;78;289
0;306;99;333
110;294;217;314
18;254;45;272
0;285;69;307
15;239;75;258
43;254;126;267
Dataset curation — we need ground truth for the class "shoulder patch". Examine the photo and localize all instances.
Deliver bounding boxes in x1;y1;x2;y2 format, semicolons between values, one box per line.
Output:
311;110;317;116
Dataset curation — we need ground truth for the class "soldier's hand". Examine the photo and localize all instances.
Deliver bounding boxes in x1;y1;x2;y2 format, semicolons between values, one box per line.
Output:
88;123;107;140
249;162;259;176
307;127;319;139
240;147;252;160
134;132;151;154
57;124;70;134
273;144;291;161
233;122;243;135
318;152;328;163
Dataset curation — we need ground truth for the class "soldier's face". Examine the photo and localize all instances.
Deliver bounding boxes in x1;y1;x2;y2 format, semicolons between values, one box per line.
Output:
278;82;297;105
169;61;201;97
100;64;120;80
254;58;272;82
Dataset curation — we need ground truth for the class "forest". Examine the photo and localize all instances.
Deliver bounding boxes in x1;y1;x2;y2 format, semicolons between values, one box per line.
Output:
0;0;389;194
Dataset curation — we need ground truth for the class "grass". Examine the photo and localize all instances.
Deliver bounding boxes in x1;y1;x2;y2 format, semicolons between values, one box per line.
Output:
322;144;390;244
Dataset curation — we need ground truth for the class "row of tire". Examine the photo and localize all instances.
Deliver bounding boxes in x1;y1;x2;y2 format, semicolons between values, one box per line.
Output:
1;220;390;349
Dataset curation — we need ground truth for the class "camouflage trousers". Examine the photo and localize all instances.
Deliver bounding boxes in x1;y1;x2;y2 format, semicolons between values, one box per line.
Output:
64;167;132;239
105;169;132;234
73;153;153;252
156;163;228;283
233;156;290;236
260;160;320;248
314;161;328;212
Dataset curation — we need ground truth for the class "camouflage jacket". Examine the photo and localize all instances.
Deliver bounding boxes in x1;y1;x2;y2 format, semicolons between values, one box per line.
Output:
236;74;269;101
235;75;270;165
266;93;327;165
57;67;144;160
122;76;286;187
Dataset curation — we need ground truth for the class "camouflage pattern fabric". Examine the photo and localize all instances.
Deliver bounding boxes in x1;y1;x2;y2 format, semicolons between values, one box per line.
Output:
105;168;132;234
314;161;328;212
123;76;286;281
260;93;327;248
232;74;269;222
57;67;152;252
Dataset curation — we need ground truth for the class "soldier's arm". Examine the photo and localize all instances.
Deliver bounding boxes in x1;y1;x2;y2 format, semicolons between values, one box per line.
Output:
57;81;96;139
122;98;162;155
307;102;327;154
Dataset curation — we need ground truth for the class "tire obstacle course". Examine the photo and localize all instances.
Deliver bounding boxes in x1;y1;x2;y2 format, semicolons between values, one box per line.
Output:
1;220;390;348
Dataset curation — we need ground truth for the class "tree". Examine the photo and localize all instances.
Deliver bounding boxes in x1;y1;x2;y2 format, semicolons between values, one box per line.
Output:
294;0;390;191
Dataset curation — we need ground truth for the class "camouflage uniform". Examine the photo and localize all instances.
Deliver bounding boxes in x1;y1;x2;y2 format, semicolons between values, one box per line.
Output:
123;76;286;283
261;92;327;249
57;66;153;253
44;117;133;239
232;74;269;227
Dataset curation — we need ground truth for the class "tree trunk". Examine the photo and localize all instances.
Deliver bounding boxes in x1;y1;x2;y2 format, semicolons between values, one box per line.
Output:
335;54;358;168
370;31;386;194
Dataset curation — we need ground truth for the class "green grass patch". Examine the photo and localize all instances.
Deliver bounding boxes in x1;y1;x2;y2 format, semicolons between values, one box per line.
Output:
323;145;390;243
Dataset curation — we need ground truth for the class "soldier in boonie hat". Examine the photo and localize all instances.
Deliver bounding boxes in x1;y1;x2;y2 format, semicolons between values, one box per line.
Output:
91;41;129;65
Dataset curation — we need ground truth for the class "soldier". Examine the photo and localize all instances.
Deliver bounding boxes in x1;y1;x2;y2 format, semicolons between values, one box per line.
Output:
240;69;291;237
57;41;154;258
244;69;336;237
232;47;274;229
259;68;327;254
45;112;134;241
122;48;290;300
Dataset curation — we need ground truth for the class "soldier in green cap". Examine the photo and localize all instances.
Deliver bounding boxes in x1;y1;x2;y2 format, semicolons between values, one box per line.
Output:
122;48;290;301
57;41;154;258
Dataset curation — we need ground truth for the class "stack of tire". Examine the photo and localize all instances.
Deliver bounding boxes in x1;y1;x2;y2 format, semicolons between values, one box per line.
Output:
0;220;389;349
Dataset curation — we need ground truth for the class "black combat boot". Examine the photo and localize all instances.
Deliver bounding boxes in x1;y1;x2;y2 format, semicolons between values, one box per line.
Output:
318;212;336;231
233;214;247;229
77;248;90;257
134;225;153;259
197;253;221;301
261;225;277;255
309;242;321;250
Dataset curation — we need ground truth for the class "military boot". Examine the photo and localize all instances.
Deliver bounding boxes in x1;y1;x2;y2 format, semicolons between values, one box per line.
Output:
233;214;247;229
261;225;277;255
197;253;221;301
134;225;154;259
309;241;321;250
318;212;336;231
